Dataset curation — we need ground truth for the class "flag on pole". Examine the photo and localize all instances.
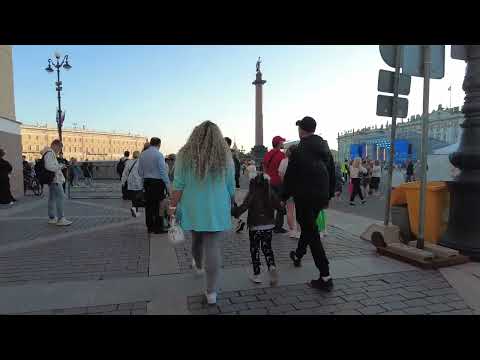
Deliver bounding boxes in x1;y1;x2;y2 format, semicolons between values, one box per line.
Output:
60;111;65;127
56;110;65;127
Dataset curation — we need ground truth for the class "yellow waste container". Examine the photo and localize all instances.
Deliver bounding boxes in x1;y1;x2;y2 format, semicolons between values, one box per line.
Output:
399;181;450;243
390;186;408;206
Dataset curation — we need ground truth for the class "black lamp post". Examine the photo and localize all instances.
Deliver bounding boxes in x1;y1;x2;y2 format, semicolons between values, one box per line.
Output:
439;45;480;260
45;51;72;143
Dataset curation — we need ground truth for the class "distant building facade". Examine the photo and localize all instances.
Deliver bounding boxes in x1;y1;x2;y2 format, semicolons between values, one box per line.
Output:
0;45;23;198
337;105;464;164
21;124;148;162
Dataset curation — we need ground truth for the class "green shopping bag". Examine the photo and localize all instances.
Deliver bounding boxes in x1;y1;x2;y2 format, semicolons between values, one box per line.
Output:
316;210;327;232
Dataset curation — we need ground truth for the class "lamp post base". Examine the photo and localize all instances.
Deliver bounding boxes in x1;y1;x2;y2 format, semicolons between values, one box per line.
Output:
251;145;268;171
439;180;480;261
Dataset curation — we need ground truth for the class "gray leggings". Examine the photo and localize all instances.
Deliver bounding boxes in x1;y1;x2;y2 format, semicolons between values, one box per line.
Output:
191;231;226;294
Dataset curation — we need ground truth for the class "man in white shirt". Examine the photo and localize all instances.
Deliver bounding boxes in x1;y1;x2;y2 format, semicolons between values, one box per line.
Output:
138;137;170;234
43;140;72;226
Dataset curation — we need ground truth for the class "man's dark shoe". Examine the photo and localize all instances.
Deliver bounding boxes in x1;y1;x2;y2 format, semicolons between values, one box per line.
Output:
274;228;288;234
309;277;334;292
289;251;301;267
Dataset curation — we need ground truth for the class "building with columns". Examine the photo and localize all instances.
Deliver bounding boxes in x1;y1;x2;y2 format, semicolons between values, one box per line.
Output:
0;45;23;199
21;124;148;162
337;105;464;164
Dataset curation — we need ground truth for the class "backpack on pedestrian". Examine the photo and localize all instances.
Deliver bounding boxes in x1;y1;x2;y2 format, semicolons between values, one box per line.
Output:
35;152;55;185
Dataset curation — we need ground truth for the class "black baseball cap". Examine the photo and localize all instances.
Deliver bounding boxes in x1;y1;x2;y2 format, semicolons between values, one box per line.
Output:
296;116;316;133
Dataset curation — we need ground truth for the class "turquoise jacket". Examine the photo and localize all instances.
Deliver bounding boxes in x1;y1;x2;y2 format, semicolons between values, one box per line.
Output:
173;157;235;232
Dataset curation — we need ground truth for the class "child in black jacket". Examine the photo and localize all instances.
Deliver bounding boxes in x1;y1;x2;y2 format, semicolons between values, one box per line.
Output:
233;173;284;285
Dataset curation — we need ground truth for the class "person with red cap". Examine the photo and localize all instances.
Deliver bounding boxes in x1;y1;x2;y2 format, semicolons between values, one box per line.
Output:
263;135;288;233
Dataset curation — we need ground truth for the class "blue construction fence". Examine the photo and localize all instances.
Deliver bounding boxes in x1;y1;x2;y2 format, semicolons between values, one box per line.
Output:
349;140;415;164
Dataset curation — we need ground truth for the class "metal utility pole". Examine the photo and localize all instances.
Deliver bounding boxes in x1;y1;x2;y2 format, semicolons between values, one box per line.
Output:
439;45;480;260
417;45;431;250
383;46;403;226
449;84;452;108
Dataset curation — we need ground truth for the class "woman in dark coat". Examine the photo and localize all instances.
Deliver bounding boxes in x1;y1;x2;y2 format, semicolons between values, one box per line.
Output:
0;149;15;205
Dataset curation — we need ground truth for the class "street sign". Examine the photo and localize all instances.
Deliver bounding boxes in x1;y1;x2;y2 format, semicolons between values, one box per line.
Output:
376;95;408;118
378;69;411;95
379;45;399;68
451;45;467;60
402;45;445;79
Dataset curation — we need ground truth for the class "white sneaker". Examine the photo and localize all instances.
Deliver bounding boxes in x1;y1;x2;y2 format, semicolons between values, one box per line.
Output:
48;217;58;224
288;230;297;238
293;231;301;239
56;218;72;226
269;266;279;286
192;259;205;276
250;274;262;284
205;292;217;305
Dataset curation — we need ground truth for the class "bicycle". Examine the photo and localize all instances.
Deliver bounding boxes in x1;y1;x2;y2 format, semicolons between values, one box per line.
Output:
24;172;43;196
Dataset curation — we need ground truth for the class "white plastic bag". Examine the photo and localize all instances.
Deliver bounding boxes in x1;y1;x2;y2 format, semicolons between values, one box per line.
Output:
168;215;185;245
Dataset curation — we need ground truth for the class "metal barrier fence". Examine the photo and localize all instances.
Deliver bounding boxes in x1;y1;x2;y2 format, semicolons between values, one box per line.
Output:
66;161;121;199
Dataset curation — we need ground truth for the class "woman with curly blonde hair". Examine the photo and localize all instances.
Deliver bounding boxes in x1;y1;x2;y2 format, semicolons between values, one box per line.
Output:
168;121;236;305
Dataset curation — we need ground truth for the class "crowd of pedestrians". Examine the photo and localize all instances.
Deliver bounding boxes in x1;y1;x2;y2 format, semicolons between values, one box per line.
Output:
7;113;434;308
118;115;339;303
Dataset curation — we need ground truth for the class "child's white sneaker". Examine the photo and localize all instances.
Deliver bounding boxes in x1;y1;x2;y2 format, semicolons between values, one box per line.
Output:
250;274;262;284
205;292;217;305
269;266;279;286
48;217;58;224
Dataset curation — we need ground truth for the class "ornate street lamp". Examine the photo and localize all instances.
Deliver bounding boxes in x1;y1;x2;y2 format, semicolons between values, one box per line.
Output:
439;45;480;260
45;51;72;142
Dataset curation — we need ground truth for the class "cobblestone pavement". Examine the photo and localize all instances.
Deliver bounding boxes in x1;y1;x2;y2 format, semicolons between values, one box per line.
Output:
0;184;149;288
16;301;148;315
0;216;131;246
174;225;375;273
329;183;387;222
0;221;149;286
3;177;477;315
187;270;474;315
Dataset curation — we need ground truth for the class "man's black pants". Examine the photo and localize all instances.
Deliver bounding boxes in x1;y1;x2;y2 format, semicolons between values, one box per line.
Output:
143;178;166;233
294;198;330;277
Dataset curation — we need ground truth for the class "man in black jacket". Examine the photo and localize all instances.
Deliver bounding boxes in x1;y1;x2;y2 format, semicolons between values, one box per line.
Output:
225;137;246;233
282;116;335;291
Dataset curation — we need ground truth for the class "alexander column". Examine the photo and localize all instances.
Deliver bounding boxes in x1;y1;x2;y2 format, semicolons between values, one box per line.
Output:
251;57;268;170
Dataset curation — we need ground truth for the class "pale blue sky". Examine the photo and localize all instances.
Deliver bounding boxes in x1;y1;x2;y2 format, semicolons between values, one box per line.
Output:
12;45;466;154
